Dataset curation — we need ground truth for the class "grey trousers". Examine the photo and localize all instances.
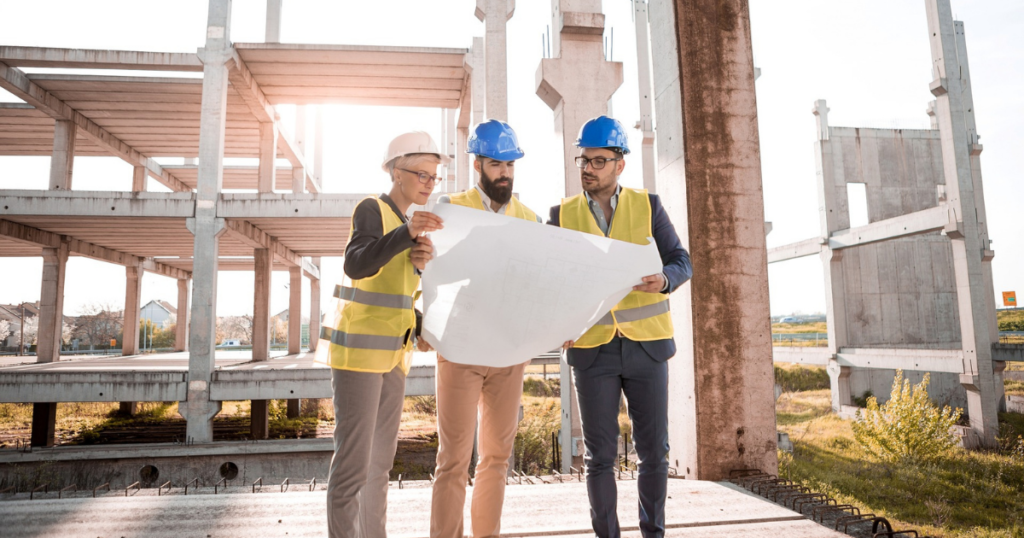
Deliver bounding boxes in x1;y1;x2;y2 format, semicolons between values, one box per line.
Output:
327;365;407;538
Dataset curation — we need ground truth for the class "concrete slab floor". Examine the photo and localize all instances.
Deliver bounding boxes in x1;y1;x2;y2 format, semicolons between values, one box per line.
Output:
0;479;846;538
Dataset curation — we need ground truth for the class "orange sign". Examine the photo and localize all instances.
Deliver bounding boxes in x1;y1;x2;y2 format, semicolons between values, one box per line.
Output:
110;338;118;347
1004;291;1017;307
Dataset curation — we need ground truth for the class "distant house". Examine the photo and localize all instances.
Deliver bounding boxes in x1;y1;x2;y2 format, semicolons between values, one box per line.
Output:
141;300;176;328
0;302;39;347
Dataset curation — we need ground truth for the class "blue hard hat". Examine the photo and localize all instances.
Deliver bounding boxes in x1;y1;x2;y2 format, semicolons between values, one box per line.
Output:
575;115;631;154
467;119;525;161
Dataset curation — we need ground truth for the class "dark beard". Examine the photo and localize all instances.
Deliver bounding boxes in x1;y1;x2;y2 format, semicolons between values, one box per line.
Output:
479;169;513;205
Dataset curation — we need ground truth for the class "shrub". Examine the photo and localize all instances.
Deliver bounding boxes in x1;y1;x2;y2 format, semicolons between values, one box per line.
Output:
513;400;560;474
523;377;560;398
851;370;962;464
774;365;830;392
408;396;437;415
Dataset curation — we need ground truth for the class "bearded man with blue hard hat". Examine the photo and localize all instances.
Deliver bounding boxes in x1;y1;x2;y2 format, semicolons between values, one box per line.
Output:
428;119;543;538
548;115;692;538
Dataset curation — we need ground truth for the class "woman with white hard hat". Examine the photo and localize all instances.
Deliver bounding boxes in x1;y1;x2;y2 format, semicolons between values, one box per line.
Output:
318;131;446;537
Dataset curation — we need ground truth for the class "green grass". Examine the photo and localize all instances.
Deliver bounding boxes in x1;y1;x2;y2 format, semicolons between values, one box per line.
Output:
775;364;830;392
779;390;1024;537
772;321;828;334
998;310;1024;332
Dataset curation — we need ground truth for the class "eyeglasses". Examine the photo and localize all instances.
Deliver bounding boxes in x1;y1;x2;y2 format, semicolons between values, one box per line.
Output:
574;156;622;170
399;168;443;189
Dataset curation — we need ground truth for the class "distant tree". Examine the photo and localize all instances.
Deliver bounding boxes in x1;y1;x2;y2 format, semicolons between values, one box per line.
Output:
74;301;123;347
0;319;11;345
61;321;76;345
271;317;288;345
221;315;254;345
17;316;38;347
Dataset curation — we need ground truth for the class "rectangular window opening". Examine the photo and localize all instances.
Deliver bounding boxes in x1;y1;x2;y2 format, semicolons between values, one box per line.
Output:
847;182;869;228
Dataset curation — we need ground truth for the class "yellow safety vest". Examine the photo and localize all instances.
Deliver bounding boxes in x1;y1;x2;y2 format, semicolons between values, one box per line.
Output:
322;197;419;374
448;188;539;222
559;187;673;348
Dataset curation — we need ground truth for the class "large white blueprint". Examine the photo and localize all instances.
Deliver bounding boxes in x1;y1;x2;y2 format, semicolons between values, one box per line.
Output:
420;203;663;367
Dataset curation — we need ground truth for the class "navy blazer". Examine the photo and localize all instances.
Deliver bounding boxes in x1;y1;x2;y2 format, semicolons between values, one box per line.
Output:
548;192;692;369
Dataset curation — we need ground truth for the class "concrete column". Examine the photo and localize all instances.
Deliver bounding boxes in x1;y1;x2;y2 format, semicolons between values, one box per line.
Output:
457;127;470;191
652;0;777;480
265;0;282;43
314;107;324;186
308;257;321;352
475;0;515;121
181;0;231;444
175;277;190;352
251;399;270;439
288;266;301;355
633;0;657;193
253;249;272;361
258;122;277;193
813;100;853;411
49;120;75;190
445;109;457;192
118;402;138;416
36;238;69;363
31;403;57;447
536;0;623;197
926;0;999;447
132;165;147;192
122;263;142;356
993;360;1007;412
251;248;272;439
292;106;306;193
468;37;486;125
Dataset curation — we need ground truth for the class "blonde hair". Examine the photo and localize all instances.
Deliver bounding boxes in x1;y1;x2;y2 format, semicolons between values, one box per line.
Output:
388;153;441;181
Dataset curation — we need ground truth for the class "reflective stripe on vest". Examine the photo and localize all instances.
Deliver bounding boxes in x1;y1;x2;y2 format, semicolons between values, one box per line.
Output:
559;187;673;348
448;187;539;222
320;326;405;351
334;285;414;310
319;196;419;373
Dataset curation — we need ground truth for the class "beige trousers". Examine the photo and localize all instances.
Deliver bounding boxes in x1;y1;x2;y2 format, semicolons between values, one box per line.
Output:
327;366;406;538
430;357;528;538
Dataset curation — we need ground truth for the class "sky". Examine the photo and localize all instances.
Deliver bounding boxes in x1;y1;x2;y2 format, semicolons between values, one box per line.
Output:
0;0;1021;320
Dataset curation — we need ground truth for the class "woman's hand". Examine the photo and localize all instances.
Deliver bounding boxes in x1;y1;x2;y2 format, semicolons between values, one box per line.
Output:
416;337;434;352
410;235;434;271
562;340;575;350
408;211;443;238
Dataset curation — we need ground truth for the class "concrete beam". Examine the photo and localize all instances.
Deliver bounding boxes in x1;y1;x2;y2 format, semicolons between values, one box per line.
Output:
836;348;965;374
771;347;831;366
0;62;191;193
827;204;952;250
277;122;320;194
211;364;436;401
217;193;363;218
226;50;277;124
258;123;277;193
0;218;190;279
221;219;318;279
0;46;202;71
993;344;1024;362
766;237;823;264
0;191;195;218
36;239;69;364
265;0;283;43
49;120;75;190
31;403;57;447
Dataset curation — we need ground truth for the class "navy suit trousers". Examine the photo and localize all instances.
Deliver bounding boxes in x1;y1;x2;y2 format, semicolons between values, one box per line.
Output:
573;336;669;538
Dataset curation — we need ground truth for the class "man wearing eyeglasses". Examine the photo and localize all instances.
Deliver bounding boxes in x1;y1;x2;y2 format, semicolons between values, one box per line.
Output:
548;116;692;538
427;119;542;538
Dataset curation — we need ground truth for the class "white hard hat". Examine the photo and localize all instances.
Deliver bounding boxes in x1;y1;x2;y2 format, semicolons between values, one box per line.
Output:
381;131;451;172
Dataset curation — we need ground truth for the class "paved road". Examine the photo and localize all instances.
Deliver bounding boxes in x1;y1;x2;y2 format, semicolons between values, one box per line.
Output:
1;479;845;538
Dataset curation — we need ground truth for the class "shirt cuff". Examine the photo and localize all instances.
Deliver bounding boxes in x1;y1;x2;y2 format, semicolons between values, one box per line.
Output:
660;272;670;293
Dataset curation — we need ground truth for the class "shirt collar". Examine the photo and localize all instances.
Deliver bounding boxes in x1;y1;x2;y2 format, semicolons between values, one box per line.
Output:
474;183;506;214
584;184;622;208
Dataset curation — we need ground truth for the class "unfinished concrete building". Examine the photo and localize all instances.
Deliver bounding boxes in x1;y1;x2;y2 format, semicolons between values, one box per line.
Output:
769;2;1007;447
